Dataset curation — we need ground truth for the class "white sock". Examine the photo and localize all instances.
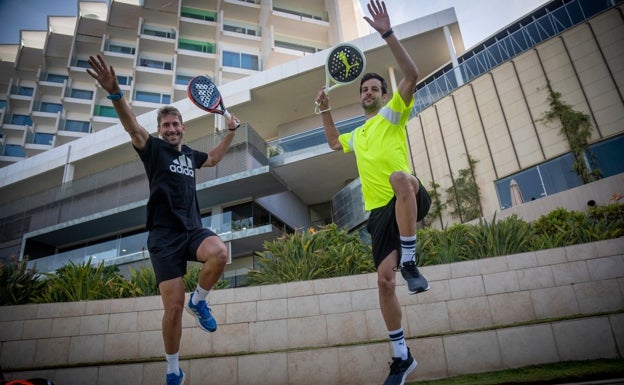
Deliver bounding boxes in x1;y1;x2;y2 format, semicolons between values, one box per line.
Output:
192;284;210;305
165;352;179;375
400;235;417;265
388;328;408;360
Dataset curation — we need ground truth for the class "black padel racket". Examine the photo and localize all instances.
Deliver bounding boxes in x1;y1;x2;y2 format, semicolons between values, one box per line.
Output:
315;43;366;114
187;75;232;120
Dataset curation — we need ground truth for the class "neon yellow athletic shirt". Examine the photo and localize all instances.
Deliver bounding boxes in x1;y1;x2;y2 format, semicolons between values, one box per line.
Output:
338;92;414;211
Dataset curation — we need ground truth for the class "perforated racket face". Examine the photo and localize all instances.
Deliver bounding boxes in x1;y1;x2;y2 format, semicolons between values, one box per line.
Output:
188;76;221;111
327;44;365;84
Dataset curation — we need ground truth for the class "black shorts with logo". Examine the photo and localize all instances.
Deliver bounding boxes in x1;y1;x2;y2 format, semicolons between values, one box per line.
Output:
147;227;217;285
366;179;431;268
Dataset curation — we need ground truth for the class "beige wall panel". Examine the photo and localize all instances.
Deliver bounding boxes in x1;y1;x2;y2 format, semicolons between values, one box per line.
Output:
592;6;624;91
407;121;433;183
436;97;468;175
471;76;520;177
491;64;544;169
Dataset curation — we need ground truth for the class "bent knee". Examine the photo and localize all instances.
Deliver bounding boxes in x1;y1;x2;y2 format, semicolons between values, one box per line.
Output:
389;172;419;194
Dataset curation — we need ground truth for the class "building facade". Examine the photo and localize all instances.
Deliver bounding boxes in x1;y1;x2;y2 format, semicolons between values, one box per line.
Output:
0;0;622;287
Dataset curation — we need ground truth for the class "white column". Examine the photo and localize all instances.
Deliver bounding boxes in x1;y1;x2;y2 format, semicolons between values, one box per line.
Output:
444;25;464;87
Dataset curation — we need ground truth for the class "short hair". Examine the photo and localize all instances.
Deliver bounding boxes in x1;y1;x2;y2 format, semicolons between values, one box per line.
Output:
157;106;183;126
360;73;388;95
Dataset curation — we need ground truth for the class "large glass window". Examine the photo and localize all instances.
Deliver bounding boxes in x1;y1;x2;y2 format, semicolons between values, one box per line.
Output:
94;105;117;118
44;74;68;83
590;135;624;178
135;91;170;104
139;58;172;70
539;153;583;195
11;115;33;126
64;120;91;133
69;89;93;99
17;86;34;96
33;132;54;145
40;102;63;113
3;144;26;157
223;51;259;70
117;75;133;86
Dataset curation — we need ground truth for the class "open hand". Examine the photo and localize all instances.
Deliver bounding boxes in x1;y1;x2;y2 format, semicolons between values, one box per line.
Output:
86;54;119;94
363;0;391;35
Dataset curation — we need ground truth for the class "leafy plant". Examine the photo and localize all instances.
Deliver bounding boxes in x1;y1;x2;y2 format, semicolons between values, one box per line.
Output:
34;258;140;303
128;265;159;296
445;156;482;223
0;256;45;305
538;83;602;183
465;214;534;259
418;224;471;265
247;223;373;285
423;180;446;228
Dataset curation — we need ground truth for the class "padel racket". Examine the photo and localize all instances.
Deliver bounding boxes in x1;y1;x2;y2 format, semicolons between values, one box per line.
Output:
187;75;232;120
315;43;366;114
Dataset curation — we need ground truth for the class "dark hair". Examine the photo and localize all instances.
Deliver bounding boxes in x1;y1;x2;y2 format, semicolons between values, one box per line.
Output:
157;106;183;126
360;73;388;95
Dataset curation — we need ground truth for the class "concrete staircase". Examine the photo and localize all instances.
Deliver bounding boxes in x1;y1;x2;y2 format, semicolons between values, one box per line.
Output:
1;238;623;385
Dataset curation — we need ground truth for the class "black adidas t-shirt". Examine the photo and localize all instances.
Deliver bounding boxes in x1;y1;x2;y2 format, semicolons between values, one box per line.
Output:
135;135;209;231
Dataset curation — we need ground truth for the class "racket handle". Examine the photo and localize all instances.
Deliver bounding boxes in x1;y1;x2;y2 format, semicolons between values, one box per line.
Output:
224;110;231;120
314;101;331;115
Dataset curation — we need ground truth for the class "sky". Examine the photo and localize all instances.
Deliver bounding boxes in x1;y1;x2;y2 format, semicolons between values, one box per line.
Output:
0;0;549;49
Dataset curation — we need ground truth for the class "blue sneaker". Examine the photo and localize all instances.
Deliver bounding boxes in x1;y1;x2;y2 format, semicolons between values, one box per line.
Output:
186;292;217;332
166;368;185;385
383;348;417;385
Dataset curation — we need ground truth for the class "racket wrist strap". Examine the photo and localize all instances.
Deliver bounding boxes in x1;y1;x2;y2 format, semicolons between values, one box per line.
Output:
107;91;123;101
381;28;394;39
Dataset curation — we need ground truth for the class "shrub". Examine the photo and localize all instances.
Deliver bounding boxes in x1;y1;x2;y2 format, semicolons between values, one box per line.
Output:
247;223;373;285
34;258;140;303
466;214;534;259
0;256;45;305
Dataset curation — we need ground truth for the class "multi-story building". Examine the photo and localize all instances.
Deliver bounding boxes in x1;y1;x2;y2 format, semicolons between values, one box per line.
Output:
0;0;622;287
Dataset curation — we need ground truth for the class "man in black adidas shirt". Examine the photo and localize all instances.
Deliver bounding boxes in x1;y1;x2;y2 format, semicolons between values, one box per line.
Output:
88;54;239;385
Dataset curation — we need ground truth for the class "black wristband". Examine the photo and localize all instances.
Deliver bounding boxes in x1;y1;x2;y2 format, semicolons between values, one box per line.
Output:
381;28;394;39
107;91;123;101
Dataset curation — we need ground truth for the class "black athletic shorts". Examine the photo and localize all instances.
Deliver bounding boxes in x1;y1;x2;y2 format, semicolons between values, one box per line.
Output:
366;179;431;268
147;227;217;285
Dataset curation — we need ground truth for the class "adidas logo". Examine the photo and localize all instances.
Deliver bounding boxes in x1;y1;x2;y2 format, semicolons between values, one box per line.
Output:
169;154;195;177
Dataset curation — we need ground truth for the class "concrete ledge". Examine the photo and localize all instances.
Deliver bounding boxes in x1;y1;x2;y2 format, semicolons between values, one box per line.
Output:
1;238;623;384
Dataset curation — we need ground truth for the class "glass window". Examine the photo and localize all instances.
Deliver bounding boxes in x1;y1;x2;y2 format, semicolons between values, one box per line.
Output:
18;86;34;96
45;74;68;83
40;102;63;113
495;168;545;209
223;51;240;67
3;144;26;157
539;153;583;195
117;75;133;86
0;100;6;109
33;132;54;145
108;44;135;55
176;75;193;85
241;53;259;70
11;115;32;125
69;89;93;99
65;120;91;133
95;105;117;118
590;135;624;178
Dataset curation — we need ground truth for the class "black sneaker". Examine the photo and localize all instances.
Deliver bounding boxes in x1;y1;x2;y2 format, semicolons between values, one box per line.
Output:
401;260;430;294
383;348;418;385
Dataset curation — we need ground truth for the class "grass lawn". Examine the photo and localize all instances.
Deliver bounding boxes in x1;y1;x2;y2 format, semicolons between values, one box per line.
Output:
408;359;624;385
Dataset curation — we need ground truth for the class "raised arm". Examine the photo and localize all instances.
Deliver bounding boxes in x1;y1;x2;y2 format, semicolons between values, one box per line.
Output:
364;0;419;105
86;55;150;150
202;114;241;167
315;87;342;151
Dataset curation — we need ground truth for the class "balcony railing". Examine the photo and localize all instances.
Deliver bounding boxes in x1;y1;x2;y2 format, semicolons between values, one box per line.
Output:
411;0;617;117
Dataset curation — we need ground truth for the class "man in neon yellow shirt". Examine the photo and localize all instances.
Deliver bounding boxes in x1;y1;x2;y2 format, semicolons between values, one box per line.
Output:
316;1;430;384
